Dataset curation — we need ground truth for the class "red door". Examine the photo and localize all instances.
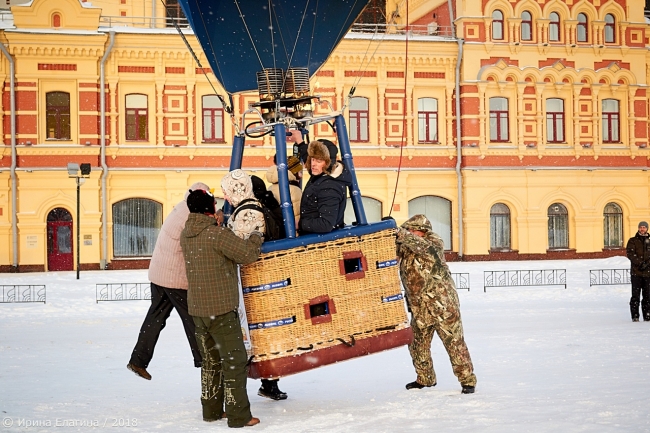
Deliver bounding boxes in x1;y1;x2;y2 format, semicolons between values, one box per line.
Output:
47;208;73;271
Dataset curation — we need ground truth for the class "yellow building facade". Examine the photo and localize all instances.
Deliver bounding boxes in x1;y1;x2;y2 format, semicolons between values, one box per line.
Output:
0;0;648;271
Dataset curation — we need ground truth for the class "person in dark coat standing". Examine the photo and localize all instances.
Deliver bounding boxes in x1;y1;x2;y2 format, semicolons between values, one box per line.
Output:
626;221;650;322
181;188;262;427
127;182;210;381
298;139;352;234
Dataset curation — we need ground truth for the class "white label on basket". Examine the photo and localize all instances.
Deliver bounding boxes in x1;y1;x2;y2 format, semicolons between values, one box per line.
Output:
377;259;398;269
382;293;404;303
248;316;296;330
242;278;290;294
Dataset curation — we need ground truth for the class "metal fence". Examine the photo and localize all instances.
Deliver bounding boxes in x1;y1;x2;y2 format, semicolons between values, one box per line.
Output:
99;15;190;29
96;283;151;303
484;269;567;292
451;272;471;291
589;269;631;286
350;23;455;39
1;285;46;304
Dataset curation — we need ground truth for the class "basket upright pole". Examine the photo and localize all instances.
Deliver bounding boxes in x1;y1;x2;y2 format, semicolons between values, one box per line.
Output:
223;133;246;221
335;114;367;225
274;123;297;238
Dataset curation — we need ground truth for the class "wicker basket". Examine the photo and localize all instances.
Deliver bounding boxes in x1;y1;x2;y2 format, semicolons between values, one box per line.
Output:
240;228;409;369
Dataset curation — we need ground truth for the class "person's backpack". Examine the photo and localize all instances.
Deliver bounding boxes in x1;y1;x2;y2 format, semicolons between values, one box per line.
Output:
232;197;284;241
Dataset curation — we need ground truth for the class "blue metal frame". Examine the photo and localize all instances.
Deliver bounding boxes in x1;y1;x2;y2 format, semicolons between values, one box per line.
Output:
225;114;377;247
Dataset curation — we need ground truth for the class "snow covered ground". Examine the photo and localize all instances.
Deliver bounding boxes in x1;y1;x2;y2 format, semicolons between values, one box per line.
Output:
1;256;649;432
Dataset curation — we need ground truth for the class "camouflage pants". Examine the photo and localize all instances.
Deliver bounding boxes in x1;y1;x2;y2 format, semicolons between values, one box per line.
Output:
408;303;477;387
193;311;252;428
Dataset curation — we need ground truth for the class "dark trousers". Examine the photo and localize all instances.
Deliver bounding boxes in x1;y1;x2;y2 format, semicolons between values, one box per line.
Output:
129;283;202;368
194;311;252;428
630;275;650;320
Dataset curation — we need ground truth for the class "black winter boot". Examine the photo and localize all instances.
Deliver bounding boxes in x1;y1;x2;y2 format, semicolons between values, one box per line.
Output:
630;301;640;322
405;381;435;390
258;379;287;400
461;385;475;394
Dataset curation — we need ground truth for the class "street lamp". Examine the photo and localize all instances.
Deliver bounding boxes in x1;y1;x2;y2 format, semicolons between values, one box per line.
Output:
67;162;91;279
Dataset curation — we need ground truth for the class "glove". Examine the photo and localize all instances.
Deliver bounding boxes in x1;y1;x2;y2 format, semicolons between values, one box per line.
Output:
640;261;649;271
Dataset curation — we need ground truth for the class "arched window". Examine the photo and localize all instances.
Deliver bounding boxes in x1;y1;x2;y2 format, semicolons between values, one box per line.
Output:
46;91;70;140
344;196;382;225
546;98;564;143
492;10;504;40
417;98;438;143
202;95;224;142
549;12;560;42
603;202;623;248
548;203;569;249
577;13;588;42
113;198;162;257
604;14;615;44
52;13;61;28
126;94;148;141
521;11;532;41
490;203;511;251
602;99;620;143
349;97;369;142
408;196;452;250
489;97;509;142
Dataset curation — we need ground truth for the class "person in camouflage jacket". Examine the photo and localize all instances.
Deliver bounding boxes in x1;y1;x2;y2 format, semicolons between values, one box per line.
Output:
180;188;262;427
396;214;477;394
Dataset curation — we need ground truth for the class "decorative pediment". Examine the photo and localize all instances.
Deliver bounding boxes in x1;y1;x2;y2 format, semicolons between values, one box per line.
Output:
12;0;101;31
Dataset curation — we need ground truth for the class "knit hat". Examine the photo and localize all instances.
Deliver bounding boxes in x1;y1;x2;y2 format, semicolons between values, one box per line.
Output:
221;169;255;207
287;155;303;176
401;214;432;233
186;189;216;215
250;175;267;201
639;221;649;229
184;181;210;199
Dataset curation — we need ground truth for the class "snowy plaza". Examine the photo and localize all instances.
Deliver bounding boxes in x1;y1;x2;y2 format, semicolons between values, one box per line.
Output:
1;256;649;432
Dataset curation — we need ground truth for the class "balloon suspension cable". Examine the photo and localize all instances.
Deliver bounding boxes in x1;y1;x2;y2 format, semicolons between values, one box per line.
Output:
342;21;389;114
164;0;240;134
233;0;265;71
270;0;312;92
268;0;277;70
388;0;409;218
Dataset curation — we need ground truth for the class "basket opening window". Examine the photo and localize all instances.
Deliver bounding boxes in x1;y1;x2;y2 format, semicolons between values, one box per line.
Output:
310;302;329;318
344;258;362;274
339;251;368;281
304;295;337;325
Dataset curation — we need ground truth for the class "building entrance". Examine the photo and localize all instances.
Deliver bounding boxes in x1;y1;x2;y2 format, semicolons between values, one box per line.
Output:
47;208;73;271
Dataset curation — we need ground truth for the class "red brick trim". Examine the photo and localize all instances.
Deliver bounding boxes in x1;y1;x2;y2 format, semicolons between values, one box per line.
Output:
38;63;77;71
118;66;155;73
414;72;445;79
165;67;185;74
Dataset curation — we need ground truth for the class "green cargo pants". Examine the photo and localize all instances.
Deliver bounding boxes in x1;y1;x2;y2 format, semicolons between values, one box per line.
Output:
193;311;252;428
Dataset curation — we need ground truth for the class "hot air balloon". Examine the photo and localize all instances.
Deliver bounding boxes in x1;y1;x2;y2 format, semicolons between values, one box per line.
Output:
177;0;411;379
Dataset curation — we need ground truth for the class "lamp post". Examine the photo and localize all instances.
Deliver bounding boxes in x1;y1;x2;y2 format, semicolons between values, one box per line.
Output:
67;162;91;279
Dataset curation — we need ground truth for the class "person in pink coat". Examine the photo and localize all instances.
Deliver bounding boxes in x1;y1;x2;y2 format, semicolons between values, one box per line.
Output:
127;182;213;380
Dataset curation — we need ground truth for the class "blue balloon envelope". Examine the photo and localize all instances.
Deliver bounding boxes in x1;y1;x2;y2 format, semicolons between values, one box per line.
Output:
178;0;370;94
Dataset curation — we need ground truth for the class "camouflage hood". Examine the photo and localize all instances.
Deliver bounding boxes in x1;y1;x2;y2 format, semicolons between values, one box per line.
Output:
401;214;444;248
401;214;432;233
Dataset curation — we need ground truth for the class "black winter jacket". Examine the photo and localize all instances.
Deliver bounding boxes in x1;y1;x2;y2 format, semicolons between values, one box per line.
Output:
626;232;650;277
299;163;352;234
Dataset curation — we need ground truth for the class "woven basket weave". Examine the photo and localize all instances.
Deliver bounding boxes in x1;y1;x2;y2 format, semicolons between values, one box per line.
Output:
240;228;408;362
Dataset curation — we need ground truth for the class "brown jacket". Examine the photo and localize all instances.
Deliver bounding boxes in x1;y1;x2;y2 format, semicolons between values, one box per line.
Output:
180;213;262;317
